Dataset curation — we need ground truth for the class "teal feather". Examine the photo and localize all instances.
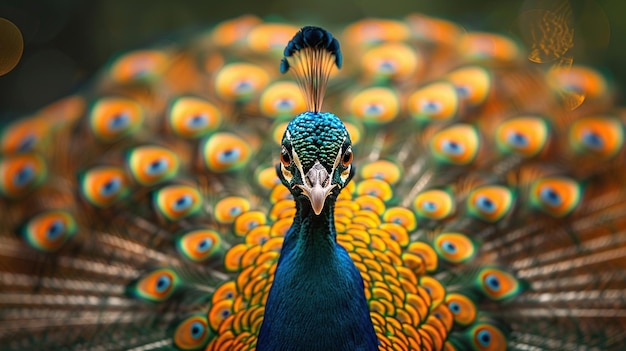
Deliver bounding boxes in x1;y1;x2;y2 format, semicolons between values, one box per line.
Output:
1;12;626;351
257;189;377;350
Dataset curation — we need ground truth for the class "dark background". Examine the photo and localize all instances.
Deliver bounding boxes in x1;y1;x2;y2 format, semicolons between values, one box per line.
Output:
1;0;623;119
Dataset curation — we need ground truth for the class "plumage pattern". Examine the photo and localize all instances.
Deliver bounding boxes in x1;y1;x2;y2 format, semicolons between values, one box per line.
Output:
1;12;626;351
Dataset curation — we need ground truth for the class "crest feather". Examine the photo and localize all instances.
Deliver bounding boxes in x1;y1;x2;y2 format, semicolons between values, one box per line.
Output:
280;26;342;112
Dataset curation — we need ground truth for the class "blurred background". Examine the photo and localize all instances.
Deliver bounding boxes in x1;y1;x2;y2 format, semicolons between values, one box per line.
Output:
0;0;623;119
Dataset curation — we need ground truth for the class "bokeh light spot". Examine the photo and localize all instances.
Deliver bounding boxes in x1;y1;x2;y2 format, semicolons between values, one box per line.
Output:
0;18;24;76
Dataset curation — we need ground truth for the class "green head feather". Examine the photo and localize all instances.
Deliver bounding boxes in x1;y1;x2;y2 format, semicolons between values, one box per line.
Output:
277;111;354;215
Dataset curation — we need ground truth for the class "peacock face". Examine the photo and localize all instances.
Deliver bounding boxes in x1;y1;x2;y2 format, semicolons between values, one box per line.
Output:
277;111;354;215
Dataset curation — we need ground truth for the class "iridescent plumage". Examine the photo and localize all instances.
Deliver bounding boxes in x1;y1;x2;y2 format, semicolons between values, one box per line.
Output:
1;13;626;351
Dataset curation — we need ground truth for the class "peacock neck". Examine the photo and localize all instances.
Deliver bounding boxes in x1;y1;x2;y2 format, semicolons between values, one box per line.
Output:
256;197;378;351
291;197;337;251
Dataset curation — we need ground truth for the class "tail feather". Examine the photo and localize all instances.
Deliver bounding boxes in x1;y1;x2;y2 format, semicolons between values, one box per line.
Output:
1;12;626;351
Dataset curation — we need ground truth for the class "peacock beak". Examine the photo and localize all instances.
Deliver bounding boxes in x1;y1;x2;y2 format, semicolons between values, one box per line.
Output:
296;161;337;215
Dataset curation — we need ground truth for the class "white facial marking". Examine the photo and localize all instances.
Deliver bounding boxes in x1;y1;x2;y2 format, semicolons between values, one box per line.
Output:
328;136;349;185
340;164;351;183
291;149;306;187
281;163;293;182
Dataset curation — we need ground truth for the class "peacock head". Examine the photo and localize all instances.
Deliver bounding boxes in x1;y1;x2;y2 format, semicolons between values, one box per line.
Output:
276;25;348;215
277;112;354;215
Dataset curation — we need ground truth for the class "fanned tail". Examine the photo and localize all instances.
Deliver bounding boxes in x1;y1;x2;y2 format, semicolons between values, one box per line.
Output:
1;12;625;351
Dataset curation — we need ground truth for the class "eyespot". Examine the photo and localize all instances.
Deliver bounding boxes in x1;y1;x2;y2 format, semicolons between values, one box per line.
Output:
260;81;306;118
173;314;211;350
445;293;476;326
208;298;234;331
430;124;479;165
1;117;49;154
530;177;581;217
270;217;295;242
280;146;292;167
477;268;522;301
177;229;223;262
378;222;409;247
419;276;445;306
443;140;464;155
89;98;144;142
154;185;203;221
569;116;623;158
470;324;507;351
269;199;296;221
213;281;237;304
354;195;386;216
272;121;290;145
446;66;491;107
383;207;416;232
343;19;410;45
127;146;179;186
168;97;222;139
496;116;550;157
247;23;300;53
356;178;392;202
359;160;401;185
459;32;521;62
211;15;262;47
214;196;251;224
434;232;476;264
255;165;280;190
341;146;353;167
349;87;399;124
223;243;248;272
80;166;130;208
21;210;76;252
361;42;420;78
408;82;459;123
343;121;362;146
0;153;47;198
405;14;461;45
477;328;492;348
234;211;267;237
413;189;455;220
201;133;252;172
129;268;179;302
467;186;514;223
108;50;168;83
432;303;454;333
246;225;271;246
214;63;270;101
548;65;608;101
405;241;438;272
485;274;500;291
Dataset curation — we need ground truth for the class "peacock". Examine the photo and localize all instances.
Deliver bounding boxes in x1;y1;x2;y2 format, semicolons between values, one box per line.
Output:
1;10;626;351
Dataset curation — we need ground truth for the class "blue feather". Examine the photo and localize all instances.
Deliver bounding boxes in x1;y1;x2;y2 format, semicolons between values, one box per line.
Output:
257;200;378;351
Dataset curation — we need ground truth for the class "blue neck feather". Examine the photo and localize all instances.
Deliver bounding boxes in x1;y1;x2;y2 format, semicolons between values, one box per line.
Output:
257;197;378;351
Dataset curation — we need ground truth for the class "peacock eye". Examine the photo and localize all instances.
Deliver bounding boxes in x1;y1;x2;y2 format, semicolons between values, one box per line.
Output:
342;146;353;167
280;146;292;166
